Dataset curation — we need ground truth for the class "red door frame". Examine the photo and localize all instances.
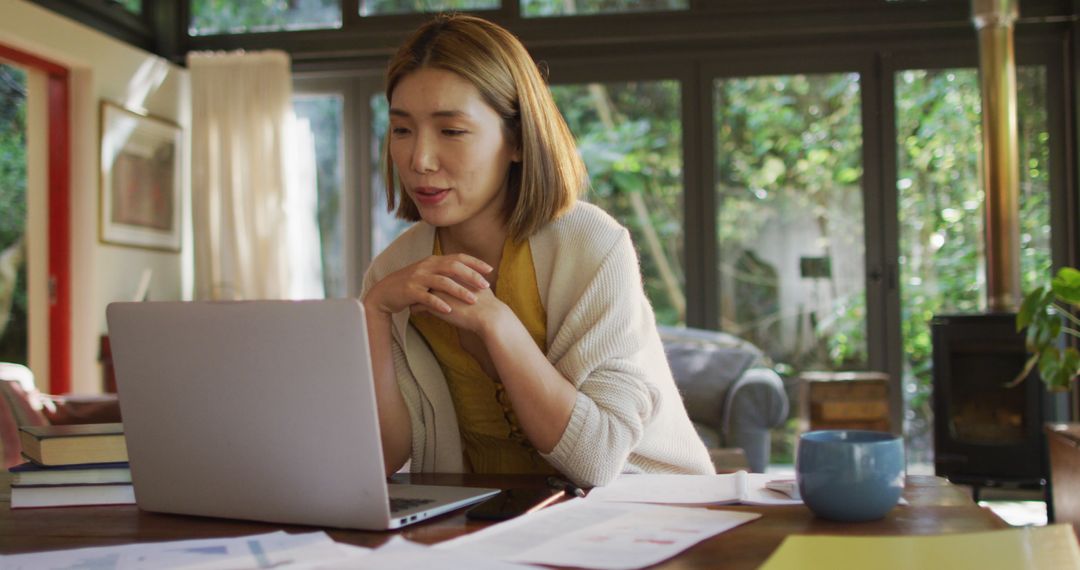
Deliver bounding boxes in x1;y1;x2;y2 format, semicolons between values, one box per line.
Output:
0;43;71;394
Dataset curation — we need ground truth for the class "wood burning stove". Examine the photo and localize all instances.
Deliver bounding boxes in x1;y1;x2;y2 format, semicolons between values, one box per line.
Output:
931;313;1048;490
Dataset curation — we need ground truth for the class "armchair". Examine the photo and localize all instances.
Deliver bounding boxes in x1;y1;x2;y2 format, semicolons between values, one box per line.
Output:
0;362;121;468
659;326;789;473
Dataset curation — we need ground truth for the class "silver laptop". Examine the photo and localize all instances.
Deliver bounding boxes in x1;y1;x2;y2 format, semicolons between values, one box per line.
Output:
106;299;498;530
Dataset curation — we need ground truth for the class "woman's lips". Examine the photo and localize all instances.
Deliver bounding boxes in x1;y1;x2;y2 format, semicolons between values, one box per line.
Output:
413;186;450;206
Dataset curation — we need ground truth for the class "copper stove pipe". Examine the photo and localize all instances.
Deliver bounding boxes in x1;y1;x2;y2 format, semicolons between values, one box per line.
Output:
972;0;1022;312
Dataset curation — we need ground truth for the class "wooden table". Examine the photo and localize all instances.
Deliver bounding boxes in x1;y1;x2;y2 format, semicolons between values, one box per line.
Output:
1;473;1008;569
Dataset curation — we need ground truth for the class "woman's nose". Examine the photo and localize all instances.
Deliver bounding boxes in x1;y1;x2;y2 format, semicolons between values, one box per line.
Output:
410;133;438;174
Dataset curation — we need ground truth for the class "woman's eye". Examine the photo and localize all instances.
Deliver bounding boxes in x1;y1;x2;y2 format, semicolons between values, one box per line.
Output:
391;127;410;136
442;129;467;136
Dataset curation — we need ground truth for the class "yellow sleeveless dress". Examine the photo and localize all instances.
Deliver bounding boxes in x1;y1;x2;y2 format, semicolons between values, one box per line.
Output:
410;237;558;474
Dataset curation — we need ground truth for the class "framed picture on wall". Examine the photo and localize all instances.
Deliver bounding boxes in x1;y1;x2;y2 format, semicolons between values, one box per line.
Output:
99;101;182;252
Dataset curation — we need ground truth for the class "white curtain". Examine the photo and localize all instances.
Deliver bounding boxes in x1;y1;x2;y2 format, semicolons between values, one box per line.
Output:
188;50;323;300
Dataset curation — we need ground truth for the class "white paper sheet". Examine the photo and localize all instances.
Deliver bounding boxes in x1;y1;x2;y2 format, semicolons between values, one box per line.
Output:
298;536;532;570
1;531;358;570
437;497;761;570
584;471;803;505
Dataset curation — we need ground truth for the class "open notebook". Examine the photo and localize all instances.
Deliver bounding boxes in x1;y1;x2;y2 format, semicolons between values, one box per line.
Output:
584;471;803;505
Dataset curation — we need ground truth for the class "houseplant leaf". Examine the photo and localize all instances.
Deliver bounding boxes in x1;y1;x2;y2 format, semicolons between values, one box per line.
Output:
1016;267;1080;392
1038;347;1062;390
1062;347;1080;387
1052;267;1080;306
1017;286;1046;331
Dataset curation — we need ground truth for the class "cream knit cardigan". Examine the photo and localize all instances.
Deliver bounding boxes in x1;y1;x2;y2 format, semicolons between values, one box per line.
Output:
361;202;714;486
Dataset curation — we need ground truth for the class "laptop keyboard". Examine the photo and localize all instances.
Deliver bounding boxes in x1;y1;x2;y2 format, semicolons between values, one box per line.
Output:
390;497;436;513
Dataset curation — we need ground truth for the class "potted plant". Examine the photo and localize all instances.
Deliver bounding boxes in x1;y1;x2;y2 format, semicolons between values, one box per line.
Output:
1014;267;1080;391
1015;266;1080;534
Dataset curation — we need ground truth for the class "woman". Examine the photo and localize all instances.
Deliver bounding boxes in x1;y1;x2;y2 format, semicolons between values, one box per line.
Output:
361;14;712;486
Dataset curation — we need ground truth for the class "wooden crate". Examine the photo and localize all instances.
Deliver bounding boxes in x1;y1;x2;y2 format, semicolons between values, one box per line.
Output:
1046;423;1080;538
800;371;891;432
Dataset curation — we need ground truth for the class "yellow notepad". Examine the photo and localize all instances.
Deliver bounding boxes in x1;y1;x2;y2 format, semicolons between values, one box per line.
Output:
760;524;1080;570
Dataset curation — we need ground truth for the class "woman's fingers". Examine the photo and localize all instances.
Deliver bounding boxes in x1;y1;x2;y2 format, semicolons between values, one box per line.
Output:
371;253;492;316
449;253;493;275
422;291;452;314
420;275;474;304
445;258;491;290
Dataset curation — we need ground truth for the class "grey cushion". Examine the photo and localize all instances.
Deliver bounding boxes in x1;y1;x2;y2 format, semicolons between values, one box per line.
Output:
663;341;757;433
657;325;789;473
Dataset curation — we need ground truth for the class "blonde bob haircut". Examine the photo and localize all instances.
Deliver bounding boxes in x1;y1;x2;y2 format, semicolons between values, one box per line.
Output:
383;14;587;241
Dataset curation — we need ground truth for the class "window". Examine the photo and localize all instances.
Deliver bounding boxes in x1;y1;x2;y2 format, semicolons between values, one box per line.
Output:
360;0;498;16
551;80;685;325
895;66;1051;466
175;1;1073;471
714;73;866;372
712;72;866;465
293;94;347;297
522;0;688;17
370;93;412;256
0;63;27;365
190;0;342;36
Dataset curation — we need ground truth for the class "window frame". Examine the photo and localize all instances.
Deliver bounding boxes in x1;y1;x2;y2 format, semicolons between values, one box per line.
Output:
878;35;1069;440
292;71;385;297
545;58;697;327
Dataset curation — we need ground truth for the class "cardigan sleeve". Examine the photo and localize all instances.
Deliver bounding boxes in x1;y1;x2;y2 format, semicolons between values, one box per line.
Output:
540;230;666;487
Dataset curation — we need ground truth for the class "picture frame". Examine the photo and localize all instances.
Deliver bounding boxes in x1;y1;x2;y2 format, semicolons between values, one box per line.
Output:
99;101;182;252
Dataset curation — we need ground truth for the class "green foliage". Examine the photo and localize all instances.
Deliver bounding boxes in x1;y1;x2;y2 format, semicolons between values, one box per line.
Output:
551;81;685;325
0;65;27;244
896;67;1050;463
1016;267;1080;391
896;69;984;448
714;73;865;371
522;0;687;17
195;0;689;20
189;0;341;35
0;64;27;364
117;0;142;15
360;0;498;15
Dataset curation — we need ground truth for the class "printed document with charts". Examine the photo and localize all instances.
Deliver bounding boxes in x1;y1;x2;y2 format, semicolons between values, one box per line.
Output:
584;471;803;505
0;532;534;570
437;498;760;570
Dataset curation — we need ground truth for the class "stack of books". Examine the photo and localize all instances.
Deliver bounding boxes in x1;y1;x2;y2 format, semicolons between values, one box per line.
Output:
11;423;133;508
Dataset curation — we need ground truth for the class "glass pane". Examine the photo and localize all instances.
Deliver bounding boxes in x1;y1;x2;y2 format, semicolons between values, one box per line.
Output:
360;0;498;16
370;94;412;257
522;0;688;17
1017;67;1051;288
293;95;346;297
118;0;142;15
715;73;866;369
715;73;866;464
189;0;341;36
895;66;1050;468
551;80;685;326
0;64;28;365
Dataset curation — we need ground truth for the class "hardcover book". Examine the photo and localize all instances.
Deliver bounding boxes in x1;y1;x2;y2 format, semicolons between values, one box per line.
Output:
18;423;127;466
10;483;135;509
10;461;131;486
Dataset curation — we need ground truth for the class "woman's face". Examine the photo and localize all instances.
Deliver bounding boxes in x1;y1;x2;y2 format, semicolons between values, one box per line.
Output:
389;68;519;233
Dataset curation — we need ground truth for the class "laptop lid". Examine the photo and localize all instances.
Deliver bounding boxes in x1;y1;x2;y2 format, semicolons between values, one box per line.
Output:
106;299;494;530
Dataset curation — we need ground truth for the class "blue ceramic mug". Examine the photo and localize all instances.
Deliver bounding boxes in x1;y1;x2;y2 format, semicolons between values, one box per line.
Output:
796;430;905;522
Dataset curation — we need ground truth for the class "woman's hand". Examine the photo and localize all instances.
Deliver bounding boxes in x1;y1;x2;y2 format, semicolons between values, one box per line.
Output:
362;253;490;474
423;285;513;336
363;254;492;316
